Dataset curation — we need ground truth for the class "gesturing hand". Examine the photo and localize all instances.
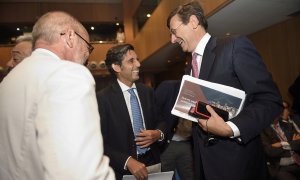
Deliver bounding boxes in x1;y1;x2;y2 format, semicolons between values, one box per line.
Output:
135;129;161;148
127;157;148;180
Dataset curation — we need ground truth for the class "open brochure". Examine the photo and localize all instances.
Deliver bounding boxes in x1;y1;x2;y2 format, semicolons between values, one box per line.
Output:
171;75;246;122
122;171;174;180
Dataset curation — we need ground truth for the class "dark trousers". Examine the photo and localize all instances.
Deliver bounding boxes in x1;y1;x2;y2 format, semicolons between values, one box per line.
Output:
161;140;195;180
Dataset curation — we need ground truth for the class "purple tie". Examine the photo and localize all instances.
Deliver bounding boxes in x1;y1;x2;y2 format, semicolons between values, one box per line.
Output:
192;53;199;77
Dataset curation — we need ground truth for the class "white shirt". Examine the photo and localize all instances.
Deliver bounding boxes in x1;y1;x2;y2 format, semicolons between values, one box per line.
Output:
192;33;240;138
0;49;115;180
117;79;146;130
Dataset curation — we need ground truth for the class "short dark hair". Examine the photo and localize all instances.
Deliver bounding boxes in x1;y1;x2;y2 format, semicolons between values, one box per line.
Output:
167;1;208;30
105;43;134;77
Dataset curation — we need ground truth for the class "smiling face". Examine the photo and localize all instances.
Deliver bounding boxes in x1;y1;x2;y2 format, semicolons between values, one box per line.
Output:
169;14;205;53
114;49;140;87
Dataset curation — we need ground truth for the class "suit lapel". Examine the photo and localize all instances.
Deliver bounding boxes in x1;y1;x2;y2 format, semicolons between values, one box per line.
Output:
111;82;134;132
199;37;217;80
136;84;149;129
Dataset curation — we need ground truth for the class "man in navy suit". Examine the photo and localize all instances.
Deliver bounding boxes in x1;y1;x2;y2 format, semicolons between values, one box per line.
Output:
167;2;282;180
97;44;165;180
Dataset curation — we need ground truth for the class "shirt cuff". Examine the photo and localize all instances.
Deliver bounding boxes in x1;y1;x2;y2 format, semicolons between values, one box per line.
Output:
226;121;240;138
124;156;132;170
281;141;291;150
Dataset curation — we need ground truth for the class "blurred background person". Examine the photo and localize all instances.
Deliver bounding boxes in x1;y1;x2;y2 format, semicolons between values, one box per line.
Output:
155;80;195;180
261;100;300;180
6;35;33;73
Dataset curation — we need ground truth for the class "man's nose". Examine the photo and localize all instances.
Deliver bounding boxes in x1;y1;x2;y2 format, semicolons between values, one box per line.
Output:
135;59;141;67
6;59;15;68
171;34;177;43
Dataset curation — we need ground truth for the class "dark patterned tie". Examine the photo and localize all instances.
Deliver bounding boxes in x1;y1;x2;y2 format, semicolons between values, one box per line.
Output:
128;88;147;154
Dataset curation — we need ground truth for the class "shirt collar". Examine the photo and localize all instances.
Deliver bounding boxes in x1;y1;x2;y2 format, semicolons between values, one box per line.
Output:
194;33;211;56
34;48;61;60
117;79;136;92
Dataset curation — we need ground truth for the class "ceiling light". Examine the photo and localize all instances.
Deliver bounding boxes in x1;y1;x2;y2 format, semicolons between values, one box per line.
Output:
91;26;95;30
16;28;20;31
116;22;120;26
146;14;151;18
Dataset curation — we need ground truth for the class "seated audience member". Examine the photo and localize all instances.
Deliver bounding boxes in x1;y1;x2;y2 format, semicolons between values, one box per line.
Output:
0;11;114;180
261;101;300;180
6;35;33;73
97;44;166;180
155;80;195;180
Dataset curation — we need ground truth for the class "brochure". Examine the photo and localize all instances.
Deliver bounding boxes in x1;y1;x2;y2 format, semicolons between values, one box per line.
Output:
171;75;246;122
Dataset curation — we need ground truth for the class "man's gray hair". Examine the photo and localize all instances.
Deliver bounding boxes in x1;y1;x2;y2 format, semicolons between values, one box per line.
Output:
32;11;86;47
16;35;33;44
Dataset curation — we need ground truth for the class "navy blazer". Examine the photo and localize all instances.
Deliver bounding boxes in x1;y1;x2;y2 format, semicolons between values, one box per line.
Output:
188;35;283;180
97;80;164;180
155;80;181;150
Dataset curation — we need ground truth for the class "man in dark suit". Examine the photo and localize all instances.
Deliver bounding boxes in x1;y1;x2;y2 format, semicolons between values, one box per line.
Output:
97;44;165;180
167;2;282;180
155;80;194;180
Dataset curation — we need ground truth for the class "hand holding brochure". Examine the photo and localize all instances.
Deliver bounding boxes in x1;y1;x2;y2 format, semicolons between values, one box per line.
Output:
171;75;246;122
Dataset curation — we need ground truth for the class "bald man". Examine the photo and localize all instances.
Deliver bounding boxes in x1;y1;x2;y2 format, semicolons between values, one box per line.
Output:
0;11;114;180
6;35;33;73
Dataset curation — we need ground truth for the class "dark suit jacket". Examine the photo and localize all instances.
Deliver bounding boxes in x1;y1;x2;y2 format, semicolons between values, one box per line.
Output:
97;80;164;180
261;120;300;169
155;80;181;151
189;35;283;180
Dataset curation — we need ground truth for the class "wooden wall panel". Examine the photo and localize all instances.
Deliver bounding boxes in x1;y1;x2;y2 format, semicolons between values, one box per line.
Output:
0;3;122;23
0;46;12;69
248;16;300;103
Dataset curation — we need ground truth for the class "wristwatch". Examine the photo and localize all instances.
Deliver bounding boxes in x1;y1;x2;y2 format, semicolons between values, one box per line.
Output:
157;129;164;141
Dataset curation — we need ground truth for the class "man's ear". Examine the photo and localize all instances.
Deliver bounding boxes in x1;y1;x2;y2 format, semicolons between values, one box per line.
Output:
189;15;199;29
112;63;121;73
65;29;76;48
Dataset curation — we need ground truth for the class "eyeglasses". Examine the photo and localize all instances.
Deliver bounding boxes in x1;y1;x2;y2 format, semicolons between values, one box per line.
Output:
170;23;183;35
60;32;94;54
74;32;94;54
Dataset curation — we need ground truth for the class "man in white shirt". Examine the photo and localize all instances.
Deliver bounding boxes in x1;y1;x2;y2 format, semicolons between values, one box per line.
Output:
0;11;114;180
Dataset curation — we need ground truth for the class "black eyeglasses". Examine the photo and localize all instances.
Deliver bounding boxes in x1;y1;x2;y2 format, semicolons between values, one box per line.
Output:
60;32;94;54
170;23;183;35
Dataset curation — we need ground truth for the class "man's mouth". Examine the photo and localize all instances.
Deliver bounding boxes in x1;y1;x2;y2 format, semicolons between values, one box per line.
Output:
177;38;184;45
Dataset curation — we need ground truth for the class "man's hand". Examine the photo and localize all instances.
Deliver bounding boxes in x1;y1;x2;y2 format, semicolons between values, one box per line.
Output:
135;129;160;148
293;134;300;141
197;105;233;137
271;142;282;148
127;157;148;180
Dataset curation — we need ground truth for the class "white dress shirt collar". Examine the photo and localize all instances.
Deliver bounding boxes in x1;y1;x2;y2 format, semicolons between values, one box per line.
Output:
193;33;211;56
34;48;61;60
117;79;137;92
